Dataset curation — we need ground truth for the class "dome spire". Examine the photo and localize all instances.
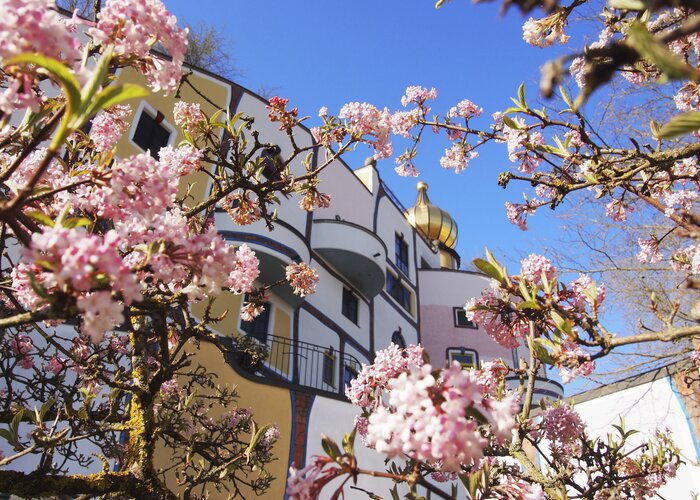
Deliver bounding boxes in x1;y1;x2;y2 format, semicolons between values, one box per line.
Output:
404;181;458;250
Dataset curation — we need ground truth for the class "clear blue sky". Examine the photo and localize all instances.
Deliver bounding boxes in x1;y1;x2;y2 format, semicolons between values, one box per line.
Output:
164;0;596;266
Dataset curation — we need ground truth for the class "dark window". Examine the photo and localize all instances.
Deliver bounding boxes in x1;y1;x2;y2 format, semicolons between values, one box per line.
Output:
342;288;358;324
395;234;409;275
387;273;411;313
322;348;335;387
259;146;283;181
391;328;406;349
447;348;478;368
343;363;358;388
454;307;478;329
420;257;431;269
132;109;171;158
240;304;271;343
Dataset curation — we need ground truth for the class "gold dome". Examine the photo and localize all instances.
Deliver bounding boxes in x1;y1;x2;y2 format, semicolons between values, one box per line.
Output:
404;181;458;249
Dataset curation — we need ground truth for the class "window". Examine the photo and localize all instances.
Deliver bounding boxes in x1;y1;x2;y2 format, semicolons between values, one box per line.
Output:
322;348;336;387
343;363;358;388
453;307;478;329
391;328;406;349
132;108;171;158
342;288;358;324
447;348;478;369
387;273;411;313
259;146;283;181
240;303;271;343
395;234;409;275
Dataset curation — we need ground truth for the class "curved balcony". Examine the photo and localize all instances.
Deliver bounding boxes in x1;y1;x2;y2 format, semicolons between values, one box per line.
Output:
217;215;311;307
223;334;362;401
506;376;565;407
311;219;386;299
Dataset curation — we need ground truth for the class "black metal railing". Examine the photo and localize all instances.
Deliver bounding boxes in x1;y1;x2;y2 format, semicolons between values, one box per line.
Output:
228;334;363;399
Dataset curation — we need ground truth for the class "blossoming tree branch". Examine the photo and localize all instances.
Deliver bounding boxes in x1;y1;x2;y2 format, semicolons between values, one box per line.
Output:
0;0;698;499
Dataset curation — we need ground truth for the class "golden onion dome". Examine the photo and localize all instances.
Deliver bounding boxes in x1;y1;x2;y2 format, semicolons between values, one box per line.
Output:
404;181;458;249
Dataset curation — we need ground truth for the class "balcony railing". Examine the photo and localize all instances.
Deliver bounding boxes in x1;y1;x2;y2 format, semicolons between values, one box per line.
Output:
224;334;363;400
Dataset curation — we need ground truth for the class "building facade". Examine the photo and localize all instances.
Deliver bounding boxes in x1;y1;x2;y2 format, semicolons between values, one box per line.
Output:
109;61;565;497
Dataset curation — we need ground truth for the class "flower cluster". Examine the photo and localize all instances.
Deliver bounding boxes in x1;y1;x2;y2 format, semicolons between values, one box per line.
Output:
173;101;204;134
89;0;189;93
266;96;298;130
350;347;519;473
338;102;393;159
90;105;132;153
285;262;319;297
520;254;556;284
522;12;570;47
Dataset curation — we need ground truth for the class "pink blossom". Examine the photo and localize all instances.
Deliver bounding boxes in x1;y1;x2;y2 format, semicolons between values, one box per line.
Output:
285;263;319;297
158;144;202;176
447;99;483;119
555;341;595;383
400;85;437;107
345;343;425;407
390;109;422;138
673;83;699;112
227;244;260;295
173;101;203;133
159;378;183;402
241;302;265;322
605;199;633;222
505;200;536;231
568;274;606;310
338;102;393;159
0;0;82;113
662;189;698;216
89;0;189;94
569;56;586;89
47;356;67;375
540;404;586;444
466;283;529;348
10;334;34;369
637;237;662;264
90;105;132;153
318;106;328;117
77;291;124;343
225;192;262;225
298;190;331;212
266;96;298;130
520;254;556;284
522;14;570;47
439;144;477;173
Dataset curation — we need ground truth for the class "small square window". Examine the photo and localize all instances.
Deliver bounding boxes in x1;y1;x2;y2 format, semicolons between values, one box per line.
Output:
259;146;283;181
447;348;478;369
342;288;358;324
454;307;478;329
387;273;411;313
240;303;271;343
322;349;336;387
395;234;409;275
132;109;171;158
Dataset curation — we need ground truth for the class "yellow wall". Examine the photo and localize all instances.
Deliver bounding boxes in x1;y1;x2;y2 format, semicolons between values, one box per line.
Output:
154;340;292;499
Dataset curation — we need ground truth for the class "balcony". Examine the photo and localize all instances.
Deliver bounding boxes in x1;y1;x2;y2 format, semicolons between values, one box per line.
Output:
506;376;565;407
224;334;363;400
311;219;386;299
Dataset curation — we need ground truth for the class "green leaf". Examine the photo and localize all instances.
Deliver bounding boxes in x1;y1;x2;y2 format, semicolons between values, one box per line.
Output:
321;434;342;461
608;0;646;10
473;258;503;281
342;427;356;455
61;217;92;229
517;82;526;108
627;22;697;80
502;115;523;130
0;428;13;444
24;210;55;228
11;408;24;437
559;86;573;108
517;300;541;310
530;338;555;364
658;111;700;138
80;46;114;112
81;83;149;122
5;53;81;116
551;310;573;335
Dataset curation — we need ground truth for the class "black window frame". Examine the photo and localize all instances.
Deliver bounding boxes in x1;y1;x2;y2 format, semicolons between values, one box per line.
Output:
395;234;409;276
453;307;478;329
342;287;359;324
446;348;479;369
322;348;336;387
343;363;358;389
132;108;171;158
386;273;411;313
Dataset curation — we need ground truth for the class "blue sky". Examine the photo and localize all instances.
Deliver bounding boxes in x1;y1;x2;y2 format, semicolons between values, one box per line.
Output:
164;0;597;266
